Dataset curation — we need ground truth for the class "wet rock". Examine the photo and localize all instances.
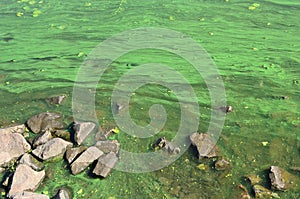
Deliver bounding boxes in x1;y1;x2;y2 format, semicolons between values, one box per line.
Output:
244;174;262;185
0;124;26;134
252;185;272;199
49;95;66;105
72;121;96;145
0;131;31;167
53;189;70;199
214;158;231;171
32;138;73;161
8;164;45;197
70;146;103;175
95;140;120;154
53;130;71;141
33;130;53;147
65;146;87;164
19;153;44;171
26;112;64;134
269;165;297;191
220;105;233;114
93;152;118;178
190;133;219;159
11;191;49;199
153;137;180;155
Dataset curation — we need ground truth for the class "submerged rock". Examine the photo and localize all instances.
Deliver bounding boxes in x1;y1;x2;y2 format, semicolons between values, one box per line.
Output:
11;191;49;199
32;138;73;161
0;131;31;167
244;174;262;185
26;112;64;134
70;146;103;175
65;146;87;164
49;95;66;105
214;158;231;171
252;185;272;199
93;152;118;178
8;164;45;197
190;133;219;159
53;189;70;199
0;124;26;134
95;140;120;154
153;137;180;155
269;165;297;191
19;153;44;171
32;130;53;147
72;121;96;145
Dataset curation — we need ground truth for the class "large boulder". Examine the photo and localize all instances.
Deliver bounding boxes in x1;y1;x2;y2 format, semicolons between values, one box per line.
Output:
32;138;73;161
72;121;96;145
0;124;26;134
93;152;118;178
8;164;45;197
70;146;103;175
19;153;44;171
26;112;64;134
190;133;219;159
95;140;120;154
10;191;49;199
0;131;31;167
269;166;297;191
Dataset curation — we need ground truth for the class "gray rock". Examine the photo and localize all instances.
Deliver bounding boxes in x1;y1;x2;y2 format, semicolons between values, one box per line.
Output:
33;130;53;147
65;146;87;164
95;140;120;154
153;137;180;155
11;191;49;199
26;112;64;134
19;153;44;171
73;121;96;145
53;130;71;141
93;152;118;178
95;126;115;141
269;165;297;191
190;133;219;159
32;138;73;161
8;164;45;197
0;132;31;167
49;95;66;105
70;146;103;175
0;167;4;173
53;189;70;199
0;124;26;134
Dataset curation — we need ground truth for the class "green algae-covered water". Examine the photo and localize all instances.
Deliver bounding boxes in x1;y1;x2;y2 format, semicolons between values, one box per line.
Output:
0;0;300;198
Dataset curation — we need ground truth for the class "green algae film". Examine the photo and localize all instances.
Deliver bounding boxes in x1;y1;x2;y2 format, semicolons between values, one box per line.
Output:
0;0;300;198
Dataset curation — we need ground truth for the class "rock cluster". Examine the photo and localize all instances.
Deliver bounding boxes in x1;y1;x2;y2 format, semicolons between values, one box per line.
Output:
0;112;120;198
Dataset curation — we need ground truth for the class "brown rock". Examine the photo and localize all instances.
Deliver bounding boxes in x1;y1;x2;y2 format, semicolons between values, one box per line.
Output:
93;152;118;178
11;191;49;199
190;133;219;159
32;138;73;161
73;121;96;145
19;153;44;171
26;112;64;134
0;132;31;167
214;158;231;171
8;164;45;197
244;174;262;185
32;130;53;147
269;165;297;191
70;146;103;175
49;95;66;105
95;140;120;154
65;146;87;164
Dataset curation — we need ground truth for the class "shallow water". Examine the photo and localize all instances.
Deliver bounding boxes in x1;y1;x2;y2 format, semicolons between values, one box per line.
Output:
0;0;299;198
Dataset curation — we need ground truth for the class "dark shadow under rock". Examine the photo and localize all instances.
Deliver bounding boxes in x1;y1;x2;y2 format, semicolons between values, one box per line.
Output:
190;132;220;159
